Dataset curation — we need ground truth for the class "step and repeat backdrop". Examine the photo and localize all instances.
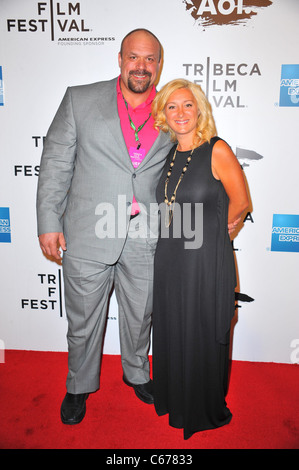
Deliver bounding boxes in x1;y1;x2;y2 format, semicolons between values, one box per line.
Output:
0;0;298;363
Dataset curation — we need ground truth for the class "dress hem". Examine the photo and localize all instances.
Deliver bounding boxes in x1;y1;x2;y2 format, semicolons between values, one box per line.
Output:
155;409;233;440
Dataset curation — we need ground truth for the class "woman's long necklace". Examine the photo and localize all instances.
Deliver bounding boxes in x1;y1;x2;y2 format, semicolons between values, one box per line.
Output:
164;144;194;227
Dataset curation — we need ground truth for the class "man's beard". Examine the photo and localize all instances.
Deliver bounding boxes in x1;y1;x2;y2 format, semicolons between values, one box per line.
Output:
127;69;152;94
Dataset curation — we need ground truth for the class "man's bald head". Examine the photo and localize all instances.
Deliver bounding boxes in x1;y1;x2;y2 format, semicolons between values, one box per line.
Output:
120;29;162;62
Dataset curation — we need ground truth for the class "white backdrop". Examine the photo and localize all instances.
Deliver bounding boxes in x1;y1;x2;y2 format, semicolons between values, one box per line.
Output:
0;0;298;364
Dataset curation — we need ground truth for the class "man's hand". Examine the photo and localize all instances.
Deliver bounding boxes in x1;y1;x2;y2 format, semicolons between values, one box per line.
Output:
39;232;66;260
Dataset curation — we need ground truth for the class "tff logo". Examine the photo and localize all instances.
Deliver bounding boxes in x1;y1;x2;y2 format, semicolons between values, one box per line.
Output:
6;2;90;41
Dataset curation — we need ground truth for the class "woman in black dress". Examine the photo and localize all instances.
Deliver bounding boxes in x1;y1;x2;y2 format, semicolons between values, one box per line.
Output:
151;79;249;439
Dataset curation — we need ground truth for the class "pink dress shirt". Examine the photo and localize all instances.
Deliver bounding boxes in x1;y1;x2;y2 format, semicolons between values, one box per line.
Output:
117;76;159;214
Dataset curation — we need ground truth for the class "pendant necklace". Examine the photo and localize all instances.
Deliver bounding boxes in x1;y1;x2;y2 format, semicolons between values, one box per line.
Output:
164;144;194;227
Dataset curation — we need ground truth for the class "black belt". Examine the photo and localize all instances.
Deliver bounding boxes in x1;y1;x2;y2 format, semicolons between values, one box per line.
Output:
130;212;139;220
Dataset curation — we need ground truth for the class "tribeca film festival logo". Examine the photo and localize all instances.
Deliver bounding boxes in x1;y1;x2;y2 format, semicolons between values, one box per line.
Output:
183;0;273;28
21;271;64;317
0;207;11;243
14;136;45;177
279;65;299;107
182;59;261;108
6;1;115;46
271;214;299;253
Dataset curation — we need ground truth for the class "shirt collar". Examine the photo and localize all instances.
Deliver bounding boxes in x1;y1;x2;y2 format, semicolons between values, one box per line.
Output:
117;75;156;110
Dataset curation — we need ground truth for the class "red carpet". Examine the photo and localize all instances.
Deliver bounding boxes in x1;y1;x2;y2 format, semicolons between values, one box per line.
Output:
0;350;298;450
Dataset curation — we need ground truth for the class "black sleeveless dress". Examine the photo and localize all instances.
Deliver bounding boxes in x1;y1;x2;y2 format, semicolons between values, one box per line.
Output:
152;137;236;439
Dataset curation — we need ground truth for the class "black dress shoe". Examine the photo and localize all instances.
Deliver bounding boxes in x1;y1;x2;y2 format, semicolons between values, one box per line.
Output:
123;376;154;404
60;392;89;425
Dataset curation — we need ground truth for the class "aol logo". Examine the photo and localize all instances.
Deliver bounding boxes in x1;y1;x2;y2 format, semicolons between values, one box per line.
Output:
290;339;299;364
196;0;251;16
184;0;273;27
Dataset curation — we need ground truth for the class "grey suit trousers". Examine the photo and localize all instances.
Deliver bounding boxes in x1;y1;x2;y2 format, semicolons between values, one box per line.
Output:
62;214;156;394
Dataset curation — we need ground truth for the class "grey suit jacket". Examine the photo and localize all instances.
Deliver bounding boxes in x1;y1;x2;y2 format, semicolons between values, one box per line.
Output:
36;77;172;264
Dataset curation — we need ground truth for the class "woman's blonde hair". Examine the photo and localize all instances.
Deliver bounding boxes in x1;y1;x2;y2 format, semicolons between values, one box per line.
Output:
152;78;217;146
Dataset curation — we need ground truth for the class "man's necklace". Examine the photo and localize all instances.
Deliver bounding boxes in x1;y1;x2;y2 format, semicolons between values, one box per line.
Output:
164;144;194;227
122;94;151;149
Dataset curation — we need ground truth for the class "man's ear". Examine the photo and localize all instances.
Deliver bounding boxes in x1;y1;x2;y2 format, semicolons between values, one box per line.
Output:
118;52;122;69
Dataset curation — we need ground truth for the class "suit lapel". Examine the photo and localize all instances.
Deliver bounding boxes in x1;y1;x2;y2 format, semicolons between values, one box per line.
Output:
95;77;171;172
95;78;132;170
137;131;172;171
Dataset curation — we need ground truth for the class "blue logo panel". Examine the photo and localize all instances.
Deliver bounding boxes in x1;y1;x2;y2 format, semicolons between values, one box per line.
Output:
271;214;299;253
0;207;11;243
0;67;3;106
279;64;299;107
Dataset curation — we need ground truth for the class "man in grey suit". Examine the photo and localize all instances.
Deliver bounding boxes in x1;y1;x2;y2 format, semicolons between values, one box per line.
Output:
37;29;172;424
